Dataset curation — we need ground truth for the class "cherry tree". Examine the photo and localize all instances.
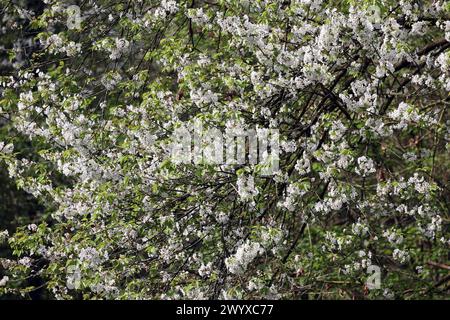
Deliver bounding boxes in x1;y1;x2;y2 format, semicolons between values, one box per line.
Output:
0;0;449;299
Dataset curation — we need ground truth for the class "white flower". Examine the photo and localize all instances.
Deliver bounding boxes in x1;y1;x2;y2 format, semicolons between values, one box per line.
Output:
410;21;428;35
101;72;122;90
247;279;263;291
388;102;425;129
392;248;410;263
0;142;14;154
445;21;450;42
43;34;81;57
383;229;403;245
161;0;178;13
190;88;219;107
0;276;9;287
44;34;63;49
408;173;432;195
215;211;229;224
154;0;179;19
295;156;311;175
18;257;32;267
236;175;259;202
0;230;9;243
109;38;129;60
225;240;264;275
329;120;346;141
352;220;369;236
198;262;213;277
435;52;449;72
64;41;82;57
27;224;38;232
187;8;209;25
355;156;376;176
79;247;108;267
336;153;353;169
